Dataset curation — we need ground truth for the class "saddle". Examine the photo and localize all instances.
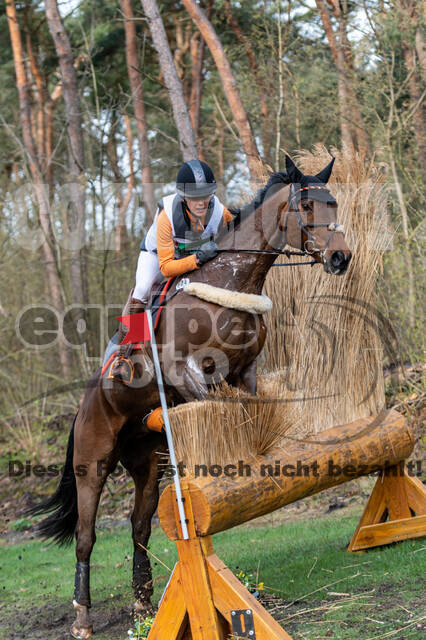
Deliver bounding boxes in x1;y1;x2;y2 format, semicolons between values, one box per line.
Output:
101;277;176;378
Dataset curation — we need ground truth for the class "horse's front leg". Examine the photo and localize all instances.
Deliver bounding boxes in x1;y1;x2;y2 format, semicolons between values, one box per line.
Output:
125;438;166;614
234;359;258;395
172;355;209;401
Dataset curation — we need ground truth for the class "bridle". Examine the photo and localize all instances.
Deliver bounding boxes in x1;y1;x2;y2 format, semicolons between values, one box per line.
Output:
211;182;346;267
284;183;345;264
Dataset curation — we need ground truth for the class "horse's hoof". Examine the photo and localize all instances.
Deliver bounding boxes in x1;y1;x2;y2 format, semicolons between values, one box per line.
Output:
70;624;93;639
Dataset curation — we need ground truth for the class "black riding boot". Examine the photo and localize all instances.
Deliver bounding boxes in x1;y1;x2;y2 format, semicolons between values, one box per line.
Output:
109;296;146;384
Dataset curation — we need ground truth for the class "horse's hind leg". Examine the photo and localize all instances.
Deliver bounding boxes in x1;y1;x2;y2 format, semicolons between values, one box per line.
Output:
123;434;166;614
71;432;119;639
70;461;110;639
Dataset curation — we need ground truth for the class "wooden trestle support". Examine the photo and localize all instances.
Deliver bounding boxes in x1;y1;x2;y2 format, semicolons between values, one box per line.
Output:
348;466;426;551
148;482;292;640
147;409;426;640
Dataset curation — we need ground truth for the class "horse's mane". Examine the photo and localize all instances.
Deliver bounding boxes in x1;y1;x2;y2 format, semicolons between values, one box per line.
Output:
229;171;291;227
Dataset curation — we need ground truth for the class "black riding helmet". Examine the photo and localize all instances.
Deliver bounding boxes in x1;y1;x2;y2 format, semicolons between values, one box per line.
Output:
176;159;217;198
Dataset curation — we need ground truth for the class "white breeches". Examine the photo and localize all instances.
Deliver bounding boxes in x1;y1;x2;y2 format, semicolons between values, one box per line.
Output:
133;251;163;303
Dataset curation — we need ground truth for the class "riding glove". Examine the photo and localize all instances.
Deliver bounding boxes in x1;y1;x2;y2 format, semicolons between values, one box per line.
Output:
196;241;219;265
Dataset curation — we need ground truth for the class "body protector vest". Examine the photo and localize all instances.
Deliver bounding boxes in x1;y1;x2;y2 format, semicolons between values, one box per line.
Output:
143;193;224;256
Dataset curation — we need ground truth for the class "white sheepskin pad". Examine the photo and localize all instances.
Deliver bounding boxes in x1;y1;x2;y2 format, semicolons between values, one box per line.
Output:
183;282;273;314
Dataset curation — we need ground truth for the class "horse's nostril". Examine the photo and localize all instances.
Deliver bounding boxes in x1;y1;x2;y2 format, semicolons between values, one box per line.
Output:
331;251;345;267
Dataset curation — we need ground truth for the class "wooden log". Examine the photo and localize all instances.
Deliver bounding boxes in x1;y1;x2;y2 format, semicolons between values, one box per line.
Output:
159;409;414;540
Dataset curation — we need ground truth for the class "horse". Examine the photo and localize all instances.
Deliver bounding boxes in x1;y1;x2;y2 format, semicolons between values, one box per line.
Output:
29;156;352;638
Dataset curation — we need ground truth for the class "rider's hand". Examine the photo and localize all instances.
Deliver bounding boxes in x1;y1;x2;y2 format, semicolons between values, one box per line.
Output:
196;241;219;266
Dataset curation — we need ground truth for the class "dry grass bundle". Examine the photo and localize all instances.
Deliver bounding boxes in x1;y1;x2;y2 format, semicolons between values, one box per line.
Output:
168;376;302;474
262;145;388;433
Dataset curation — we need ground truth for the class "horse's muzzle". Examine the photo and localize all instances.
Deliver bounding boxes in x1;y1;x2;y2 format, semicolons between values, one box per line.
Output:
325;250;352;275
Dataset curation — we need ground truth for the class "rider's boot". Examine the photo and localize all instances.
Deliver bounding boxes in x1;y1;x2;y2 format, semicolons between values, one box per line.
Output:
109;295;146;384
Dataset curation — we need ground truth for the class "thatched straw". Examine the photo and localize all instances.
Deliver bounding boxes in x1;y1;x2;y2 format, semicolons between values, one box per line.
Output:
168;377;302;475
261;145;387;433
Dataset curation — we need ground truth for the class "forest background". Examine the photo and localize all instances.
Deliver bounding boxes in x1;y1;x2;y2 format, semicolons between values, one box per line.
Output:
0;0;424;429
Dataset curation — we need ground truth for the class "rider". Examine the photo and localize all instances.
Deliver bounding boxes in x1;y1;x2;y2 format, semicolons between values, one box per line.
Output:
110;159;237;382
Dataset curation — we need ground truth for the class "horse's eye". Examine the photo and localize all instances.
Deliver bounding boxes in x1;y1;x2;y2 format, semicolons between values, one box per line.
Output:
301;201;311;211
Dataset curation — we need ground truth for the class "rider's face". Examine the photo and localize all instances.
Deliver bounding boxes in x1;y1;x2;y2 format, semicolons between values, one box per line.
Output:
185;196;212;218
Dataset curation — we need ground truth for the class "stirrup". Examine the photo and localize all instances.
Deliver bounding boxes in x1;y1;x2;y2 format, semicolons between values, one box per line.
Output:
108;354;134;385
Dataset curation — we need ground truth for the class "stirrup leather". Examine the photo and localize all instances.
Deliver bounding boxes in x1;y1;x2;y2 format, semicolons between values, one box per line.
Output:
108;354;134;384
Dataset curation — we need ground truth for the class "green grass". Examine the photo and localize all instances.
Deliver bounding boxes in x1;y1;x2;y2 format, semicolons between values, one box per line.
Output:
0;513;425;639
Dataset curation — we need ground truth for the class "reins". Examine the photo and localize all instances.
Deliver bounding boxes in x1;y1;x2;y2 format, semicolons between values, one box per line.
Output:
153;181;345;314
216;247;317;267
149;246;316;316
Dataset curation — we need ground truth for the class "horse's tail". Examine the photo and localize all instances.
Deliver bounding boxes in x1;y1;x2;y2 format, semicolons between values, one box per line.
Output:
26;415;78;546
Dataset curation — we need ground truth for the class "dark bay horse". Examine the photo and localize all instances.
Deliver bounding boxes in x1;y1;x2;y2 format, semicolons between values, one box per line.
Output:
30;156;351;638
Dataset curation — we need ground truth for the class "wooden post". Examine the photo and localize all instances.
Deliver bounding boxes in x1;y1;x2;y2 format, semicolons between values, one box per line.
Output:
158;410;415;540
348;464;426;551
148;482;293;640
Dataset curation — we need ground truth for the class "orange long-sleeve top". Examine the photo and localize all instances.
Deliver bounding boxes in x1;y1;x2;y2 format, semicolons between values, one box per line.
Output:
156;207;234;277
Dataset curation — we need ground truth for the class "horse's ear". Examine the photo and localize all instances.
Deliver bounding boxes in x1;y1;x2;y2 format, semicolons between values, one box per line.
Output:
315;157;335;184
285;155;303;183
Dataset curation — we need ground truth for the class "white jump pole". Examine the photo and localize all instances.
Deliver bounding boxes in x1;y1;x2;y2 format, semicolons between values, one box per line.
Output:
145;309;189;540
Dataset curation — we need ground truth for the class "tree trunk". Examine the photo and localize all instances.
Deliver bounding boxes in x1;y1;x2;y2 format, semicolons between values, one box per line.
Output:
173;15;191;88
182;0;262;179
316;0;370;155
223;0;271;166
189;30;203;140
188;0;213;158
275;0;284;171
44;79;66;196
118;112;134;254
140;0;197;160
388;146;415;328
24;21;47;168
403;47;426;185
315;0;355;152
398;0;426;184
337;6;371;155
213;111;225;183
121;0;156;224
45;0;88;306
107;113;124;219
6;0;72;377
106;112;133;256
415;27;426;83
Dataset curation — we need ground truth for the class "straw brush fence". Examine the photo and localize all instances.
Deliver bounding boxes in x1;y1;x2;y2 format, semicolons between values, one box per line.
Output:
262;146;389;431
169;146;391;473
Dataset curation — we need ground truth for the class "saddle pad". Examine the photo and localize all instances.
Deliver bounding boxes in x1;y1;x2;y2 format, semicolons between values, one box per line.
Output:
183;282;272;314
